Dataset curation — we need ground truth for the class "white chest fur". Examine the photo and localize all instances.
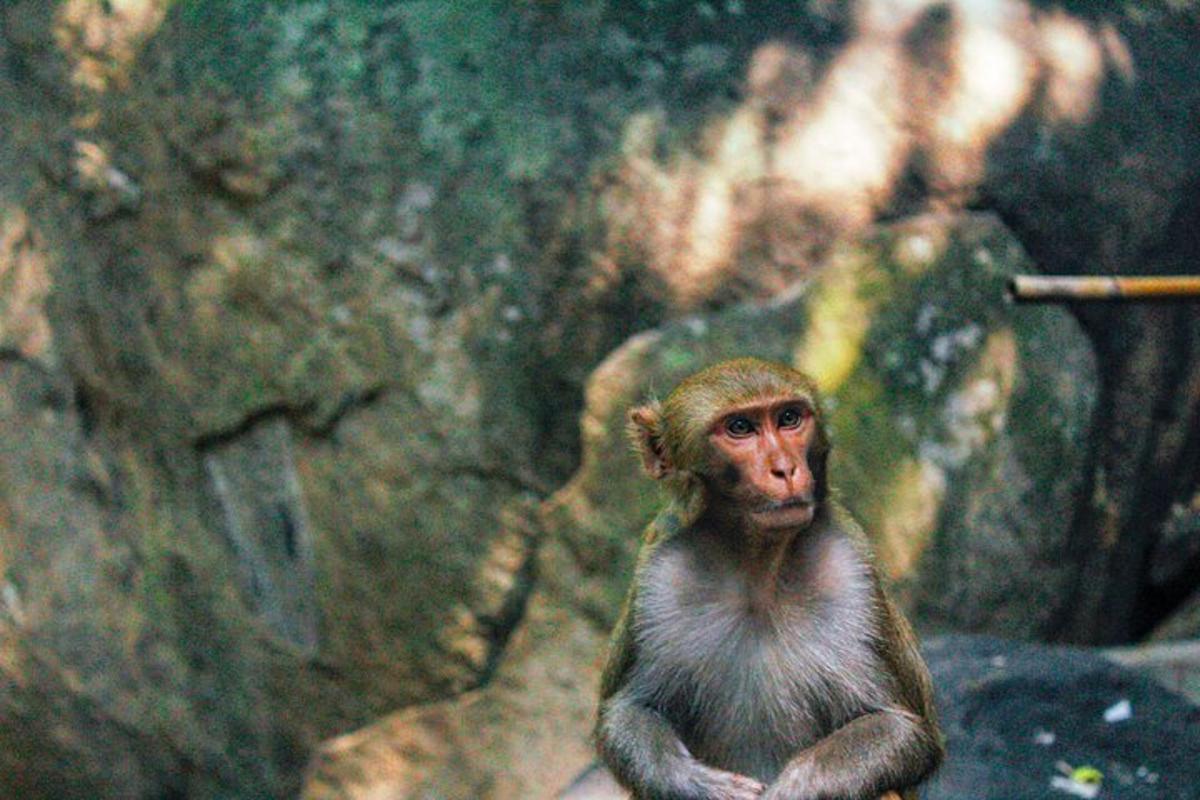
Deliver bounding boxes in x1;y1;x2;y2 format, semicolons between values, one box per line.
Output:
628;531;891;780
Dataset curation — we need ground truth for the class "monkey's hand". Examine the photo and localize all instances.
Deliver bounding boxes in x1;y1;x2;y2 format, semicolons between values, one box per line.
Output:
760;709;940;800
687;763;765;800
597;691;764;799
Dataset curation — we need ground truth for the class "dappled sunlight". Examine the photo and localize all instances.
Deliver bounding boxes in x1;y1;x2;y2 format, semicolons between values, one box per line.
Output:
856;0;949;37
1038;11;1106;124
794;253;875;393
929;10;1033;189
0;207;53;364
773;38;910;226
606;109;770;308
670;108;769;305
1099;23;1135;83
878;457;945;579
186;232;270;328
598;0;1129;312
55;0;167;94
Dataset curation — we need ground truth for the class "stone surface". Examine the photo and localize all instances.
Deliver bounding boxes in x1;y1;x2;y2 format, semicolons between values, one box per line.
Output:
301;579;605;800
926;635;1200;800
1;3;553;797
1104;640;1200;706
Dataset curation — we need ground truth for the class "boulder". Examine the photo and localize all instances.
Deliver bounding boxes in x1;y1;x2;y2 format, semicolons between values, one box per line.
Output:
547;212;1097;638
926;635;1200;800
0;3;550;797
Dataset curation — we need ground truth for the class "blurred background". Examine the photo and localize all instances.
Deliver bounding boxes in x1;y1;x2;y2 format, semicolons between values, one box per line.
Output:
0;1;1198;798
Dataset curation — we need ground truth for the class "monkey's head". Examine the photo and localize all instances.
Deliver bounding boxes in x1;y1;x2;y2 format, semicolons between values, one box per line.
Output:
629;358;830;532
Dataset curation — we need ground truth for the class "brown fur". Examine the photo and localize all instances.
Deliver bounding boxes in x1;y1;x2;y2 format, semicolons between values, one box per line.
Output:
595;358;943;800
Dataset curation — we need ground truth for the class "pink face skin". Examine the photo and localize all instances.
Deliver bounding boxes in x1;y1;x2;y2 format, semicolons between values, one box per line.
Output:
708;398;818;531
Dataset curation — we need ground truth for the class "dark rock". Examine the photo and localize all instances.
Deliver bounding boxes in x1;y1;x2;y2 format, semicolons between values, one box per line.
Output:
925;635;1200;800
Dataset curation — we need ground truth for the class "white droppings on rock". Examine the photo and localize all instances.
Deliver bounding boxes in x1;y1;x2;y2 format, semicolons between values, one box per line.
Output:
1103;698;1132;723
396;182;435;240
919;358;945;394
919;323;984;395
916;303;938;335
930;322;983;363
920;377;1002;468
376;237;422;266
1;582;23;625
899;235;936;267
406;314;433;349
400;182;435;213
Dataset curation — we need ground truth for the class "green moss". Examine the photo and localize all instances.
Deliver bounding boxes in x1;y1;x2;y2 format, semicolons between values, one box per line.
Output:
825;370;914;529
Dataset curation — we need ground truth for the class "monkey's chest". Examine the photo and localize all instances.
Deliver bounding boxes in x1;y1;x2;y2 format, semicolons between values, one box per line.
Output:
632;555;886;780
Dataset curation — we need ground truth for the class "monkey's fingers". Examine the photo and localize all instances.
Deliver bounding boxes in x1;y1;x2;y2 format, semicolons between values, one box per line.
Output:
697;766;764;799
726;775;765;799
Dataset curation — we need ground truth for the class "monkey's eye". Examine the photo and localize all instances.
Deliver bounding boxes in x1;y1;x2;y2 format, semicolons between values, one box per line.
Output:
778;406;808;429
724;416;755;437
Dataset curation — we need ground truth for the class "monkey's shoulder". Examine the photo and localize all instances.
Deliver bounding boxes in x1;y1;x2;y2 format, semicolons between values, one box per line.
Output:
641;503;690;546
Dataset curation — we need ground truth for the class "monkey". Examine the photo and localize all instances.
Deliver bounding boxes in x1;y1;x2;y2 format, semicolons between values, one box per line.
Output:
593;357;943;800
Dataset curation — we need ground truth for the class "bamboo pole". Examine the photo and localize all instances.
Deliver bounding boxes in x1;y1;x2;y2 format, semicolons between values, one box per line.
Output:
1008;275;1200;302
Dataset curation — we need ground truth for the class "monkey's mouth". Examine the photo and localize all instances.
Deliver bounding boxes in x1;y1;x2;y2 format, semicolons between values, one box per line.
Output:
759;496;813;513
751;496;815;528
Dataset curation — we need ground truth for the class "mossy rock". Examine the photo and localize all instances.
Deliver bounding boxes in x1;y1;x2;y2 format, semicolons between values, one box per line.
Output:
548;212;1096;638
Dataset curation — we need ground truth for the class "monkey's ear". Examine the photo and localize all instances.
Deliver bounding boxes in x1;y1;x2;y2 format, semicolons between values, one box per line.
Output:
628;403;671;479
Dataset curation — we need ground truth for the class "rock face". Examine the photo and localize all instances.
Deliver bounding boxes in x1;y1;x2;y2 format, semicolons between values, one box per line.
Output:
301;589;606;800
1;3;552;797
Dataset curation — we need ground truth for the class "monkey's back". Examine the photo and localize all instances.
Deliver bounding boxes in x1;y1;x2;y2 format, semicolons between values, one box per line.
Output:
624;520;898;783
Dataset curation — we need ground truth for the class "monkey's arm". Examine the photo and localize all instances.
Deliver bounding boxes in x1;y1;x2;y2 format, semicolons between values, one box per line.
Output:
596;689;765;800
760;706;941;800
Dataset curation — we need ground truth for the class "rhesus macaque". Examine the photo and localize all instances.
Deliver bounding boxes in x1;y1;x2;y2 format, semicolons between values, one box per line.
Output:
595;358;943;800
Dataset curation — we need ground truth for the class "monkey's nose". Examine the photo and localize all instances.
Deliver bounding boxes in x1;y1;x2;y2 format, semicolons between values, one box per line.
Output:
770;462;798;483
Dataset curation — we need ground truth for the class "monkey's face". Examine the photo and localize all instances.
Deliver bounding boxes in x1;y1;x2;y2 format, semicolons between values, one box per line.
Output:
706;397;819;531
